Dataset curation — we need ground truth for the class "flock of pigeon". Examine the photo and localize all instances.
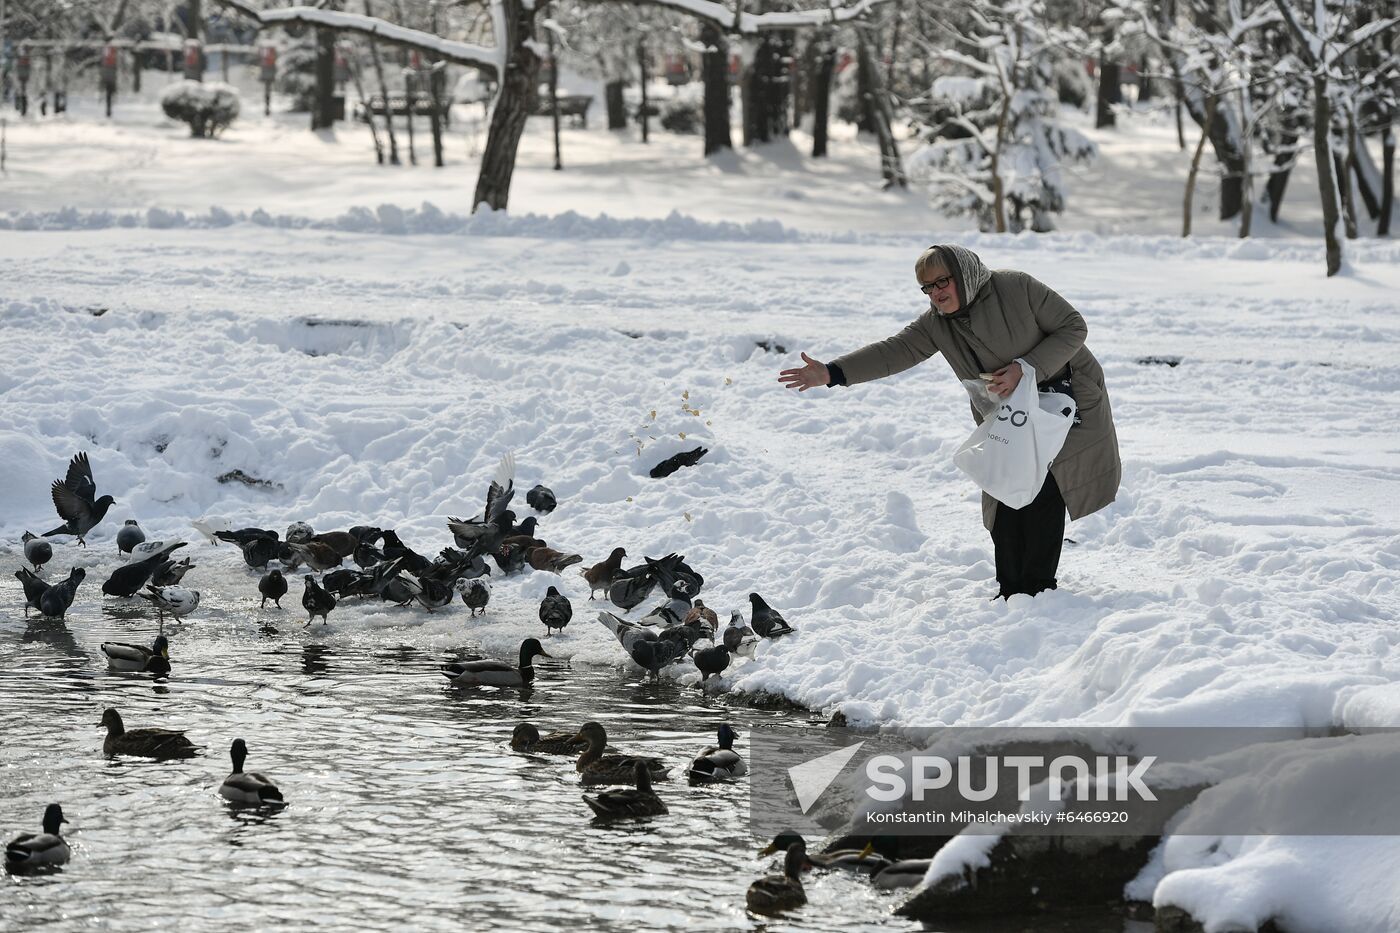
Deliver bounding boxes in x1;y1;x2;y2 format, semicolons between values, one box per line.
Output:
5;450;857;914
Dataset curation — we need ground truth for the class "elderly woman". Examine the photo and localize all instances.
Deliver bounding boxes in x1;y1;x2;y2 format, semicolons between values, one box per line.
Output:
779;244;1120;599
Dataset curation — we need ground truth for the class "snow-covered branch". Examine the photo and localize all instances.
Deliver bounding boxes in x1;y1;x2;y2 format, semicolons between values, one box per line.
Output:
209;0;501;77
577;0;893;34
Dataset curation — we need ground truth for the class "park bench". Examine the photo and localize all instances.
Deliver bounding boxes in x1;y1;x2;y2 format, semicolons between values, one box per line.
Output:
355;93;450;125
530;94;593;128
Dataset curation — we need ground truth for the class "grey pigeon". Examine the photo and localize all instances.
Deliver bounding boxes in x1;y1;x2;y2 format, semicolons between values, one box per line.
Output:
692;642;732;682
301;575;336;624
116;520;146;555
286;540;343;573
259;569;288;608
151;556;194;586
723;611;759;657
15;568;48;616
21;532;52;572
649;446;708;479
597;611;687;679
446;451;516;553
539;585;572;635
412;576;456;612
138;584;199;621
748;593;794;638
525;484;557;513
582;547;626;600
102;541;186;597
526;546;584;573
39;567;86;619
44;452;115;546
285;522;314;544
457;578;490;616
215;527;281;569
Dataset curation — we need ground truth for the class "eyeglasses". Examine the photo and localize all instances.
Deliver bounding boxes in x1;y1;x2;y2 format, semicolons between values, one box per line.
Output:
919;274;954;295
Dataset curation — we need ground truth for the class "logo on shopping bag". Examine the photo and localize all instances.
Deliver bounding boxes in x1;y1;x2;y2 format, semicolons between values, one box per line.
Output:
995;405;1029;426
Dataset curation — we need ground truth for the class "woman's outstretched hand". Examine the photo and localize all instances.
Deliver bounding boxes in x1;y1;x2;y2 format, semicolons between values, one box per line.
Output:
778;352;830;392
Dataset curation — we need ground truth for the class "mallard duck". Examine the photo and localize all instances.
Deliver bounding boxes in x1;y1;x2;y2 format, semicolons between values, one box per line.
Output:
511;722;587;755
687;724;747;784
871;858;932;889
746;841;807;915
5;804;70;872
582;761;668;818
219;739;284;805
441;638;550;687
758;832;892;874
100;635;170;675
574;721;669;786
99;707;198;759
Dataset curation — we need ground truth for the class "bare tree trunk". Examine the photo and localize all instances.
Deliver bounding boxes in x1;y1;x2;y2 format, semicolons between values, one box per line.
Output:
404;67;418;165
1335;148;1357;239
1095;58;1121;128
312;26;336;130
427;3;444;168
854;26;906;189
605;78;626;129
1238;89;1253;238
811;32;834;158
637;38;649;144
362;3;399;164
348;52;384;163
1265;127;1299;222
472;0;542;211
854;32;875;133
1381;123;1395;236
699;24;731;153
1310;76;1343;275
1183;94;1214;237
885;0;904;95
701;23;732;155
548;28;561;170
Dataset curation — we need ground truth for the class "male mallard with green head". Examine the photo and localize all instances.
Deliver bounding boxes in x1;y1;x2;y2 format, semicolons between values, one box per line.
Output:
687;724;747;784
442;638;551;687
5;804;70;873
220;738;285;805
100;635;170;676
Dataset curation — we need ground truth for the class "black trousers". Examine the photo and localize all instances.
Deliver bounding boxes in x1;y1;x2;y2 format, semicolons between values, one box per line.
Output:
991;474;1066;598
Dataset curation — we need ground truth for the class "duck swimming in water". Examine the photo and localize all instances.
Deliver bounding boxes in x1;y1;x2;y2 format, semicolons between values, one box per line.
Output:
442;638;550;687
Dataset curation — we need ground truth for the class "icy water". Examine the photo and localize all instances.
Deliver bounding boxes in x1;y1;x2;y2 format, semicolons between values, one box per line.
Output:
1;570;1145;933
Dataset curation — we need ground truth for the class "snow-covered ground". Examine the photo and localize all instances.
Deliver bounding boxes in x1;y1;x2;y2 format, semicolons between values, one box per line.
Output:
3;78;1400;932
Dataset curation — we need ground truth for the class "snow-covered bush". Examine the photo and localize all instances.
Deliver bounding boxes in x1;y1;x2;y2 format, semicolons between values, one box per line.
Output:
161;81;241;138
661;98;702;134
277;41;318;112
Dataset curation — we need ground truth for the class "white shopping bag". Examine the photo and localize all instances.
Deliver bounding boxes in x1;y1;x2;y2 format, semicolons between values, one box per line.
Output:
953;359;1077;509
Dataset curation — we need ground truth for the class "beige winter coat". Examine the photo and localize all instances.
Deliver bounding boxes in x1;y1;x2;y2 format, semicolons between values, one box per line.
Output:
830;245;1120;530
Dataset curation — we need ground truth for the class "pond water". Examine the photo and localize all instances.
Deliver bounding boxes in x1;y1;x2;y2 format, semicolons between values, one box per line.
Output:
0;567;1145;933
